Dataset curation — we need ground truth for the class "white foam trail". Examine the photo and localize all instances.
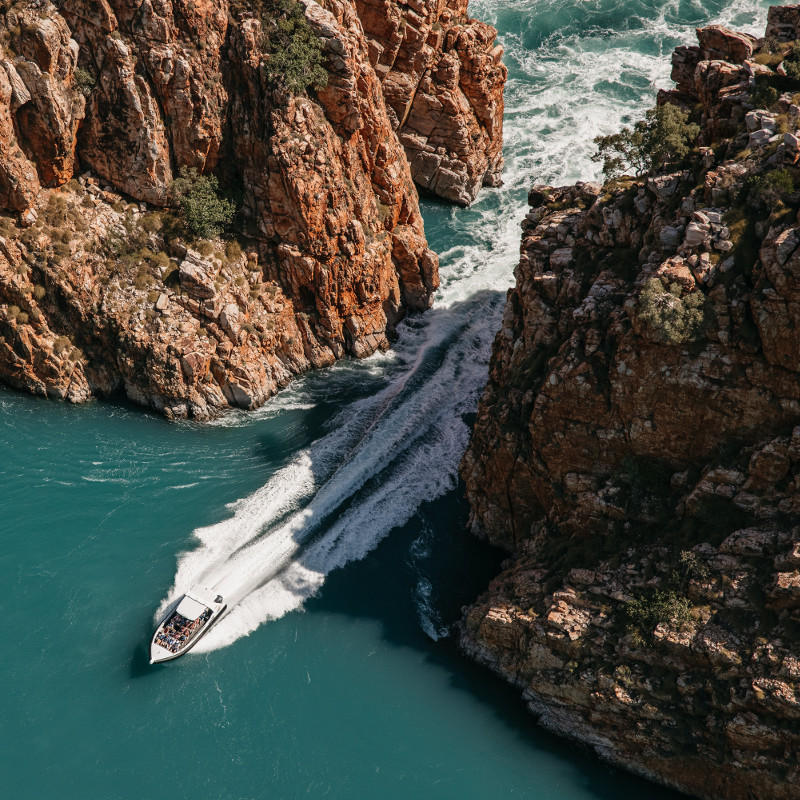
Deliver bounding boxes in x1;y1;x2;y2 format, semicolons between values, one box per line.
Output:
174;283;509;650
161;0;771;649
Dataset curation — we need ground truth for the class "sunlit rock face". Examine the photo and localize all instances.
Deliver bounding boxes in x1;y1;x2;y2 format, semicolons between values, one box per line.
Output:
356;0;506;206
1;0;503;416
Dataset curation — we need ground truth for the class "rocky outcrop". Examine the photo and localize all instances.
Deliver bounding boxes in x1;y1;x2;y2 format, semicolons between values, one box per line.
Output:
461;9;800;799
0;4;84;216
0;184;313;416
0;0;504;416
767;5;800;40
696;25;757;63
355;0;506;205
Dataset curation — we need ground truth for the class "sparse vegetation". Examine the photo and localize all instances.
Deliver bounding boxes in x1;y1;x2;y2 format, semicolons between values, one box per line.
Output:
53;336;71;354
225;240;243;262
74;66;96;96
592;104;700;179
635;278;706;345
746;167;795;209
170;167;235;239
751;75;780;109
140;212;163;234
626;588;693;646
0;215;16;238
782;41;800;79
673;550;710;586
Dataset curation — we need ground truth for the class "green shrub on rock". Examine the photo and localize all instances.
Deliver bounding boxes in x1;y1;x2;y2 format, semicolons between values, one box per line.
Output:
626;588;693;646
258;0;328;95
782;41;800;79
592;104;700;179
635;278;706;345
170;167;235;239
74;66;96;96
751;75;780;109
746;167;795;209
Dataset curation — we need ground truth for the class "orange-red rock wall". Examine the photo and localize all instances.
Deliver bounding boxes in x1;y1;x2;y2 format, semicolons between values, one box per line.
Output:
0;0;496;416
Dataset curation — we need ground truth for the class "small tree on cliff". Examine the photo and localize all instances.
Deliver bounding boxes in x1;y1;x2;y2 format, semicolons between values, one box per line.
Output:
171;168;235;239
259;0;328;95
592;104;700;179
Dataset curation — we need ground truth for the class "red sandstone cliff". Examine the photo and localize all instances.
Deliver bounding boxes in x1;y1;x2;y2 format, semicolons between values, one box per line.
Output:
461;9;800;799
355;0;506;205
0;0;500;416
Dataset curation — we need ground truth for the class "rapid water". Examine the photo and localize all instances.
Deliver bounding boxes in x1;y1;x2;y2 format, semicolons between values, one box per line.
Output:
3;1;770;797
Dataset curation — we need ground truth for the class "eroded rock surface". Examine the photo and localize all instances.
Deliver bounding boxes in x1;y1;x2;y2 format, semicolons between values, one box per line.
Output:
356;0;506;205
461;9;800;799
0;0;504;416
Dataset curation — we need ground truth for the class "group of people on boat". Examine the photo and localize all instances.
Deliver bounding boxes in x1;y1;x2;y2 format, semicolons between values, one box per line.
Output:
155;608;212;654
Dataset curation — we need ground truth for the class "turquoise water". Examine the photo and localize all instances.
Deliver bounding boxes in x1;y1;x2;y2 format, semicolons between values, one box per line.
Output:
3;0;771;797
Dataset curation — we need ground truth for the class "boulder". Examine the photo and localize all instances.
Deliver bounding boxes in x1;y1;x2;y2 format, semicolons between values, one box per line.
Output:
178;253;218;300
766;5;800;41
696;25;757;64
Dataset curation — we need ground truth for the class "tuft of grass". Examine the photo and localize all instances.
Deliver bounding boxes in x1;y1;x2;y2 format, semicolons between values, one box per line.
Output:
753;52;784;69
53;336;72;354
225;240;243;262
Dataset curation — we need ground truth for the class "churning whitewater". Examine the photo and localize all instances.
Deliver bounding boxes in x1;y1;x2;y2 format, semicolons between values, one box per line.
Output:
159;0;772;653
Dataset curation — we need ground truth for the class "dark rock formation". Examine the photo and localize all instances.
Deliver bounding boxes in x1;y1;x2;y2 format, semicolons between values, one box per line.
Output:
461;9;800;799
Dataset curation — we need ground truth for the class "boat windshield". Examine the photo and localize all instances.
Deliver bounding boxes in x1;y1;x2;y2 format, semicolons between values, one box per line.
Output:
154;607;213;654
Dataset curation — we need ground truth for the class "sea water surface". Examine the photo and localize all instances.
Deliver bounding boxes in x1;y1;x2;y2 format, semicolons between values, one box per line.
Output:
3;1;770;797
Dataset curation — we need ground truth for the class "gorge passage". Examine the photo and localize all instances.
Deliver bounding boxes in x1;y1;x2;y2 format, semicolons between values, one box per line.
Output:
2;1;794;800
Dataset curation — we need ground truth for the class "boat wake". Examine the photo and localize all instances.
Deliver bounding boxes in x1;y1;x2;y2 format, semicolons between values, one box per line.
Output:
160;282;513;652
158;0;771;652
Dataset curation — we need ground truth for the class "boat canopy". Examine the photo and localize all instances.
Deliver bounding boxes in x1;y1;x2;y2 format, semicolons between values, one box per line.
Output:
176;596;208;621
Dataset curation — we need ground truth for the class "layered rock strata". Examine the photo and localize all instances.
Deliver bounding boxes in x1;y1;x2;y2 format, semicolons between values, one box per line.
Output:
461;10;800;799
0;0;501;416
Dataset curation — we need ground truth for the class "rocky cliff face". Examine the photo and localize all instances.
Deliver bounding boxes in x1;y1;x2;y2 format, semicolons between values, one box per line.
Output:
0;0;501;416
355;0;506;205
461;11;800;799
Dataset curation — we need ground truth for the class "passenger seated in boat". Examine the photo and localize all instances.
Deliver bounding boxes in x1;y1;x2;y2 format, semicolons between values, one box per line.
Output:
156;606;214;652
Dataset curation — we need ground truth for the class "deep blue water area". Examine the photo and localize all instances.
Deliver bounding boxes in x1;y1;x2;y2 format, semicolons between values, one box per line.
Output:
1;390;684;799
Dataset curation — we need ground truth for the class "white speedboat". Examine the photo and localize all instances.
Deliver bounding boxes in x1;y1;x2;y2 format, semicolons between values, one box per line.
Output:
149;591;226;664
